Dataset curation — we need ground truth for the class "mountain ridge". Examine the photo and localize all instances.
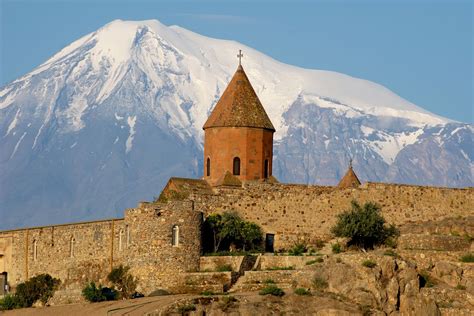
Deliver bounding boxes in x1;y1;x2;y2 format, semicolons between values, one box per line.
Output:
0;19;471;230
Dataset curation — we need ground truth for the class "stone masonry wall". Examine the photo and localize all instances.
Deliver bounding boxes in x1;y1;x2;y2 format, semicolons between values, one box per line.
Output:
124;200;203;294
0;200;203;300
0;218;126;294
192;182;473;250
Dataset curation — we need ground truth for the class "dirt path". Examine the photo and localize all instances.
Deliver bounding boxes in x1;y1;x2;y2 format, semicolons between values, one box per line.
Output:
2;294;195;316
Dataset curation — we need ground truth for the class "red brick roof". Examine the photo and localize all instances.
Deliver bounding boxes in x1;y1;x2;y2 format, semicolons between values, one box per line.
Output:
203;65;275;131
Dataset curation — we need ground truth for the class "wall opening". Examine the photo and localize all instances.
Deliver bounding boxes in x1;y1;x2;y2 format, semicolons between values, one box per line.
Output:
233;157;241;176
126;225;130;247
0;272;7;296
206;157;211;177
119;229;124;251
70;237;75;258
265;234;274;253
172;225;180;247
264;159;269;178
33;240;38;261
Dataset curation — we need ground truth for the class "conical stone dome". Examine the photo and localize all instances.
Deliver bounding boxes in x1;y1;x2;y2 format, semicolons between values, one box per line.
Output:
203;65;275;131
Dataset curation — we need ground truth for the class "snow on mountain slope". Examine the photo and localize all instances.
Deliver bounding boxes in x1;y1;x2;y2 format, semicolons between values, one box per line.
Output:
0;19;471;229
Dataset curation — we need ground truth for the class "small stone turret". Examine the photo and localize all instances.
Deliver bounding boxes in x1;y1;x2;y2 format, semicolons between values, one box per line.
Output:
338;160;361;188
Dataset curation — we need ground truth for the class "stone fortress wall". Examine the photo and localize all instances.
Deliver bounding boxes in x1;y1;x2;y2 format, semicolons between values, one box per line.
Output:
0;200;202;296
0;180;472;299
190;181;473;250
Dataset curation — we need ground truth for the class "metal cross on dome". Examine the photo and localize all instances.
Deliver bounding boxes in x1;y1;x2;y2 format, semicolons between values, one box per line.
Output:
237;50;243;65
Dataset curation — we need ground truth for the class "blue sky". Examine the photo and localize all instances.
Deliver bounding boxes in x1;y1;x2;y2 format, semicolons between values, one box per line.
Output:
1;0;472;122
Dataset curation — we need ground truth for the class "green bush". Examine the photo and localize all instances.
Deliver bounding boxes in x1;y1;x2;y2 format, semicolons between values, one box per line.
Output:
259;285;285;296
331;201;399;249
312;276;328;290
82;282;117;302
294;288;311;296
459;253;474;263
288;243;306;256
267;266;294;270
362;260;377;268
332;243;343;254
201;290;215;296
177;304;196;313
455;284;466;290
15;274;60;308
0;294;18;310
216;264;233;272
107;265;137;299
219;295;237;311
383;249;398;257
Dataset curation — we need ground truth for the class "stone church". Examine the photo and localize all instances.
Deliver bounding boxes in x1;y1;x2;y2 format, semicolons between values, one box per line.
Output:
0;58;471;299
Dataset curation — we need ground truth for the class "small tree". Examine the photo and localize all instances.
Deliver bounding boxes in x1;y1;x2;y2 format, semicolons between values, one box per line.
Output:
204;213;225;252
14;274;60;308
107;265;137;299
203;211;263;253
331;201;399;249
241;222;263;251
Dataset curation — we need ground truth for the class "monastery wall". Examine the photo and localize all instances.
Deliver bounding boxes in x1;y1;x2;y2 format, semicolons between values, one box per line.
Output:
192;182;473;250
0;200;203;299
0;218;126;293
124;200;203;293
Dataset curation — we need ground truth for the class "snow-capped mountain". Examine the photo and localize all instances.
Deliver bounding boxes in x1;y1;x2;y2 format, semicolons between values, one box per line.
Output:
1;20;472;229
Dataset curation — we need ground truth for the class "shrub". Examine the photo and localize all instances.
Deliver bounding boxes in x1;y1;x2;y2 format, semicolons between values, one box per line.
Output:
332;243;343;254
419;270;435;288
306;259;318;265
0;294;18;310
15;274;60;308
177;304;196;313
455;284;466;290
459;253;474;263
267;266;294;270
216;264;233;272
294;288;311;296
219;295;237;311
201;290;215;296
288;243;306;256
82;282;117;302
148;289;170;297
362;260;377;268
312;276;328;290
331;201;399;249
259;285;285;296
383;249;398;257
108;265;137;299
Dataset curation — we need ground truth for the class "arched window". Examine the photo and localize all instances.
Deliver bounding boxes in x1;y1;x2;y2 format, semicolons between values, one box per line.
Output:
233;157;241;176
264;159;269;178
126;225;130;247
172;225;179;247
70;237;75;258
206;158;211;177
119;229;124;251
33;240;38;261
